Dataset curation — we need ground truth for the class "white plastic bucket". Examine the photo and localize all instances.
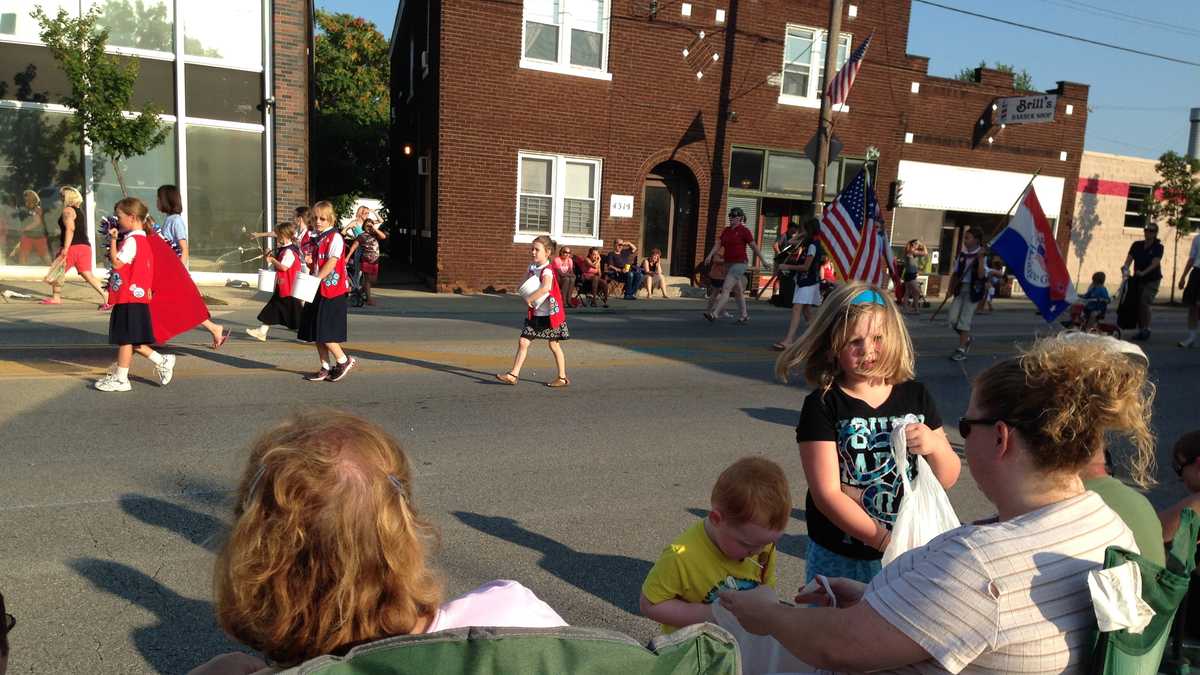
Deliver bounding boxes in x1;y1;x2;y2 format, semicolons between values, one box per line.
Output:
518;275;546;309
292;272;319;303
257;269;276;293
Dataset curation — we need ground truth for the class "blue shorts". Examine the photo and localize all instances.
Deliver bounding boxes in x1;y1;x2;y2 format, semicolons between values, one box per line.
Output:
804;540;882;585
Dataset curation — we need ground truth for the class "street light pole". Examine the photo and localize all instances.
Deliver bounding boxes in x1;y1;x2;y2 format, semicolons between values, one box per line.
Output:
810;0;844;219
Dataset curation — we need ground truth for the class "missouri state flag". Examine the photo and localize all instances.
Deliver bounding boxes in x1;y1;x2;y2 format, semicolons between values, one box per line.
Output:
989;186;1075;322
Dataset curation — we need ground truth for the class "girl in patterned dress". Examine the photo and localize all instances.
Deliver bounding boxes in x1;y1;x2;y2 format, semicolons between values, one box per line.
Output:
496;235;569;388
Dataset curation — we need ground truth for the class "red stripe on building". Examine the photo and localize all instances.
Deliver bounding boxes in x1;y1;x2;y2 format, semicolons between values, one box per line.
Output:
1076;177;1128;197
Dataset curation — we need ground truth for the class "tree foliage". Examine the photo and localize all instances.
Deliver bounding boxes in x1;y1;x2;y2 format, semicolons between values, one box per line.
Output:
313;10;390;216
1141;151;1200;302
32;5;169;197
956;60;1035;91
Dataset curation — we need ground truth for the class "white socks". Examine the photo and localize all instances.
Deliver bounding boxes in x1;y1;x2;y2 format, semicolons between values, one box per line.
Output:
116;366;129;382
321;361;330;370
336;355;348;365
146;351;165;366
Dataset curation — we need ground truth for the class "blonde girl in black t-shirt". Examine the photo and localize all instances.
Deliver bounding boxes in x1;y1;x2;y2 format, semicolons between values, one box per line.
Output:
776;281;961;584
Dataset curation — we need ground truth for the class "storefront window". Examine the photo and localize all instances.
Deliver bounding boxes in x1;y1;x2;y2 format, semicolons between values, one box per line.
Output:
729;148;764;191
0;1;74;43
92;124;177;230
0;43;72;105
181;0;262;66
185;124;264;273
0;106;82;266
765;154;812;194
89;0;174;53
184;65;262;123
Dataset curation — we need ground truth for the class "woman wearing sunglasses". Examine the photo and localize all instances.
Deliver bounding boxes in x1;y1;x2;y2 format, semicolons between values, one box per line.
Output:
719;334;1152;673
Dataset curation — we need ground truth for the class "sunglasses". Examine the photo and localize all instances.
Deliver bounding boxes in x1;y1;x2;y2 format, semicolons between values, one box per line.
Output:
1174;455;1200;477
958;417;1003;439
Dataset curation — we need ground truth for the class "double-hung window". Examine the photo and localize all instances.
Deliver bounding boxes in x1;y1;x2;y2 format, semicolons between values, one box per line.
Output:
780;25;850;109
1124;185;1151;229
517;153;602;243
522;0;611;79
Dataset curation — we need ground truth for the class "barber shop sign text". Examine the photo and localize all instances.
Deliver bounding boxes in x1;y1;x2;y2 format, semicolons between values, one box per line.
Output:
995;94;1058;125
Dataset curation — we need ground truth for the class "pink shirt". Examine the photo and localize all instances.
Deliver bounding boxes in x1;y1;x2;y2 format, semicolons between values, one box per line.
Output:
428;580;567;632
552;256;574;275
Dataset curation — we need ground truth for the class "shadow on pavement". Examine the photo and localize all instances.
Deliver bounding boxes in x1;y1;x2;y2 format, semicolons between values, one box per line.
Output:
119;494;228;553
70;558;241;674
452;511;652;615
739;406;799;427
353;349;500;384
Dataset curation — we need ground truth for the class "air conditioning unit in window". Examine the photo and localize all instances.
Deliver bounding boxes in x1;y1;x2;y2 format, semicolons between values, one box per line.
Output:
417;156;430;175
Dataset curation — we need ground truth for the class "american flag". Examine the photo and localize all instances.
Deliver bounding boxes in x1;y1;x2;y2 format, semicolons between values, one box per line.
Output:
824;31;872;106
819;168;895;287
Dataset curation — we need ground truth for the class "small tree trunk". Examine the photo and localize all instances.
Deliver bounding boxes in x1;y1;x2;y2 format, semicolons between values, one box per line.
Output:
111;156;129;198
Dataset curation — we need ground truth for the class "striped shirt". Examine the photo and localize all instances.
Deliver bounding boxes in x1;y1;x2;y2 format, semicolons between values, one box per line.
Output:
857;491;1136;674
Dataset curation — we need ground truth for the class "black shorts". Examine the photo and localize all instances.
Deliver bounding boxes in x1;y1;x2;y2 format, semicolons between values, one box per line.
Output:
1184;268;1200;306
109;303;155;346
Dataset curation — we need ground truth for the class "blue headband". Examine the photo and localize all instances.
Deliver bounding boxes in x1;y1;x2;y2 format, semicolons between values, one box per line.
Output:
851;289;886;306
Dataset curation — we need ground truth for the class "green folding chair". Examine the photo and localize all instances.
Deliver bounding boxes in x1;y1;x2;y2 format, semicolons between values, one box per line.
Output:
278;623;741;675
1090;509;1200;675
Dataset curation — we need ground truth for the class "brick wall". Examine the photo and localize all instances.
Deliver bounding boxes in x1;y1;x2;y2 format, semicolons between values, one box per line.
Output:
1071;151;1197;300
273;0;312;224
405;0;1089;292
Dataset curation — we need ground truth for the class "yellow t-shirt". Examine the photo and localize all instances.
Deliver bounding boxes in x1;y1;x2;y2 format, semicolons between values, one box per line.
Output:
641;520;778;633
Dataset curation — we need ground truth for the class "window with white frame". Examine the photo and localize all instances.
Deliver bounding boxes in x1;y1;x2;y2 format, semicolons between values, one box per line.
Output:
781;25;850;102
522;0;609;73
517;153;601;239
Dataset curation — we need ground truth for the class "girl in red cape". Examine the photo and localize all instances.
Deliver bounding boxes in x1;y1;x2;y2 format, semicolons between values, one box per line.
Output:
145;232;213;345
495;234;569;388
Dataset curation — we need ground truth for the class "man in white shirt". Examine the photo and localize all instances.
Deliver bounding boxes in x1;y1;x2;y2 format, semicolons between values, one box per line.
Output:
1180;235;1200;348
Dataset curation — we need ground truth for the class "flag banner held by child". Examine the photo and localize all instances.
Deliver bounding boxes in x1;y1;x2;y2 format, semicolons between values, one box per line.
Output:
989;186;1074;322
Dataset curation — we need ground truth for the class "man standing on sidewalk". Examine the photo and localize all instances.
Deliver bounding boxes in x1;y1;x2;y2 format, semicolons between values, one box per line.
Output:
1179;234;1200;348
1123;225;1164;342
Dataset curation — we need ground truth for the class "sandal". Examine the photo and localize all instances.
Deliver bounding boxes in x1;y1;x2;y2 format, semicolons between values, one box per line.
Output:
495;372;519;385
38;297;62;305
736;316;750;325
546;377;570;388
703;312;715;323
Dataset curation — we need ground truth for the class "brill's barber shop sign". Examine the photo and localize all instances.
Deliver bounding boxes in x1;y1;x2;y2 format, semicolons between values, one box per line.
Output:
995;94;1058;125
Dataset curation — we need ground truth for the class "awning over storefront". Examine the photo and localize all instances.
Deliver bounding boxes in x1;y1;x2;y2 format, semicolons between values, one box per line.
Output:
897;160;1065;220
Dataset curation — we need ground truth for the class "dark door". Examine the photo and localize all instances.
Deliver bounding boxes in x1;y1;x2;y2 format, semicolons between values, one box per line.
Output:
643;181;672;265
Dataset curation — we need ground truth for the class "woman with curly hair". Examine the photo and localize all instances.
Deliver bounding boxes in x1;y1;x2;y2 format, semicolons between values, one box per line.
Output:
721;334;1151;673
189;411;565;674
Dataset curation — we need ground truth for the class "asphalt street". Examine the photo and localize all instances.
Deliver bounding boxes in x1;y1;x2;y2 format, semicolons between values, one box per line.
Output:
0;290;1197;673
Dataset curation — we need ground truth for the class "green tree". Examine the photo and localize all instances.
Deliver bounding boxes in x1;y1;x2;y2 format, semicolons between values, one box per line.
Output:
956;60;1035;91
32;5;170;198
1140;151;1200;303
314;11;390;217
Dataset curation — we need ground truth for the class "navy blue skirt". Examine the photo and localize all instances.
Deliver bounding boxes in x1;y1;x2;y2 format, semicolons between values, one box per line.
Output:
109;303;155;346
299;293;348;343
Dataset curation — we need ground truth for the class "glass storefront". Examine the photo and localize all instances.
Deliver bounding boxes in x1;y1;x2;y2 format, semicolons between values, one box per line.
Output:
0;106;82;266
0;0;269;277
185;124;265;272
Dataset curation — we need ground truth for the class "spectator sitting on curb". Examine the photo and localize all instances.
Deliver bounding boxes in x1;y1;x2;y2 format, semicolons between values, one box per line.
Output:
605;239;642;300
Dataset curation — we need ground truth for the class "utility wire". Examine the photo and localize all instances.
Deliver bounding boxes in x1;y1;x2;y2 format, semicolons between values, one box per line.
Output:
913;0;1200;68
1037;0;1200;38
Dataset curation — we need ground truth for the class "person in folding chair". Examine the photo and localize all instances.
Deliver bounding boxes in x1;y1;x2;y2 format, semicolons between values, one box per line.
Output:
719;334;1153;674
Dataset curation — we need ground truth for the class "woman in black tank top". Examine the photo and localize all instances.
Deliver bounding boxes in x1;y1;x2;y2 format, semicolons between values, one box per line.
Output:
40;187;107;307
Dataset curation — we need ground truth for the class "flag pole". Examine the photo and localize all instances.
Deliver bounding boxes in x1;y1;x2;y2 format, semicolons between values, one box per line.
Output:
989;169;1042;247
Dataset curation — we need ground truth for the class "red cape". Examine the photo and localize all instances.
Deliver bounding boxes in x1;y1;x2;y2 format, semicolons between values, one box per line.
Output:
147;234;210;344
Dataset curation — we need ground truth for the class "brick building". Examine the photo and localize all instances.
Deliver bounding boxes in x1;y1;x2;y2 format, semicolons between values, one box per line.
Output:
390;0;1088;292
0;0;313;281
1070;151;1199;300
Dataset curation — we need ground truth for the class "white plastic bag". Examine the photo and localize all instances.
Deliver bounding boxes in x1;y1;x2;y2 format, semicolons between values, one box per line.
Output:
882;414;960;566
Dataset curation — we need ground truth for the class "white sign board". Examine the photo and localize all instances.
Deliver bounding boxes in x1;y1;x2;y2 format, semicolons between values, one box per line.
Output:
995;94;1057;125
609;194;634;218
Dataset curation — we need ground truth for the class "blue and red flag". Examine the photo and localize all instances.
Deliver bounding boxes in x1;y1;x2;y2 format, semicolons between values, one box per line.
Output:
989;186;1075;322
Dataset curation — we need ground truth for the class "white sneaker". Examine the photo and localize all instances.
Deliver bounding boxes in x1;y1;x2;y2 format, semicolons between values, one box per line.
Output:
1181;336;1196;349
105;362;119;377
155;354;176;386
246;326;268;342
96;377;131;392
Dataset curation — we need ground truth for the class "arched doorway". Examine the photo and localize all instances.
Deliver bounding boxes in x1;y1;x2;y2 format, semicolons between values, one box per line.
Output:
642;161;699;277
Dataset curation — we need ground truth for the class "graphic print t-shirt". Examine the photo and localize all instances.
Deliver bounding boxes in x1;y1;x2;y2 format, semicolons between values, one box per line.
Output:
641;520;777;634
795;381;943;560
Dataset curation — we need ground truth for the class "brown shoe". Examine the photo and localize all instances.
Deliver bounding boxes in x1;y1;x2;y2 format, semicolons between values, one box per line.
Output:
495;372;519;385
546;377;570;388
